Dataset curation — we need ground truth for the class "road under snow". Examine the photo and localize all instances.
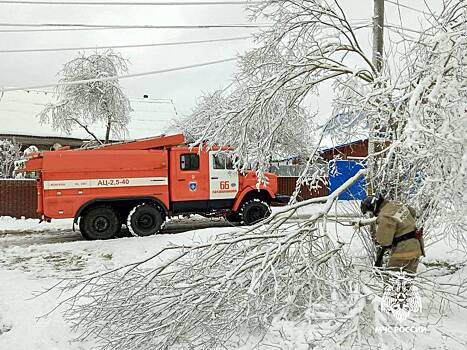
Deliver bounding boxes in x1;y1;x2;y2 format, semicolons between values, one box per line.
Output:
0;216;233;248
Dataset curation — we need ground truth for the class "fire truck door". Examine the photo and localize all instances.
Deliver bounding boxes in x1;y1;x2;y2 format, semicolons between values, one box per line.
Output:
209;152;239;200
171;150;210;203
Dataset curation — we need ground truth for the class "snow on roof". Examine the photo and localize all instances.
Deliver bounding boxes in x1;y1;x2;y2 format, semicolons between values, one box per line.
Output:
0;90;177;140
271;113;369;162
318;133;368;152
318;112;368;150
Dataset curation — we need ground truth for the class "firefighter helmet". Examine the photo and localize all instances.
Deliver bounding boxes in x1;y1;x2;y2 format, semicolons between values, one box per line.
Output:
360;194;384;215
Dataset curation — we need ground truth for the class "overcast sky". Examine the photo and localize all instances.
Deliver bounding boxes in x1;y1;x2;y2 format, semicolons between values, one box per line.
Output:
0;0;441;121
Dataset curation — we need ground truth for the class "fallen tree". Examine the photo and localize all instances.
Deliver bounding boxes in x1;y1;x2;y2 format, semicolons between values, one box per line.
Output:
50;170;467;349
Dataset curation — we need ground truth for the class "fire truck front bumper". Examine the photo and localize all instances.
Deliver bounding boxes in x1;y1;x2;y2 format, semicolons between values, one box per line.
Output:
272;194;290;206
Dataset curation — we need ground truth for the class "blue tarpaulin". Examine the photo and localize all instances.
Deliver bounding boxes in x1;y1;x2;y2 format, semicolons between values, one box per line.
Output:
328;160;367;200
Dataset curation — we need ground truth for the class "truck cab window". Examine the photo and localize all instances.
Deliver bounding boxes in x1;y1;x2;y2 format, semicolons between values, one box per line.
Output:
213;153;234;170
180;154;199;170
225;157;234;170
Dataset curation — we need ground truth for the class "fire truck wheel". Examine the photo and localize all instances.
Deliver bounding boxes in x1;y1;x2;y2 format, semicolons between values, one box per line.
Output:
240;199;271;226
225;212;241;225
79;206;120;240
127;204;164;237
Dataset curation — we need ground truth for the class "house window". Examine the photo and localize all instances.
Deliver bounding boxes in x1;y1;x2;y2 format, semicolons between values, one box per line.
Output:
180;154;199;171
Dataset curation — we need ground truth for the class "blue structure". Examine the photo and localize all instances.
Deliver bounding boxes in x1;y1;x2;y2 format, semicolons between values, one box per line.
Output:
328;160;367;200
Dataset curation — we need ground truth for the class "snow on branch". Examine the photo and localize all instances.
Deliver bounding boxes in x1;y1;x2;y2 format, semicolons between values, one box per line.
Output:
0;138;21;178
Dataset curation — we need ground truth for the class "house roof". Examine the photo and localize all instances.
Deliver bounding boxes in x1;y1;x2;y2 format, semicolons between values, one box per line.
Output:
319;112;368;151
318;136;368;153
0;90;177;141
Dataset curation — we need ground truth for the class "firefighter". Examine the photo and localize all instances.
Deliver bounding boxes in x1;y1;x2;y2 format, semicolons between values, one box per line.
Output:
360;195;425;274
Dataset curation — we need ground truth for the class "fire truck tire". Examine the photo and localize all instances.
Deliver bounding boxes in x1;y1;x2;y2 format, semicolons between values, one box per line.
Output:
79;206;120;240
225;212;242;225
127;204;164;237
239;199;271;225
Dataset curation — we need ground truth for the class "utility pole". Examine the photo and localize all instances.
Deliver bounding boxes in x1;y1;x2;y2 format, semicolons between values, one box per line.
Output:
367;0;384;196
367;0;385;246
372;0;385;74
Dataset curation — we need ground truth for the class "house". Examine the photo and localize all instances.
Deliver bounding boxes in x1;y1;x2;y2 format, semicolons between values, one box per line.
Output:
271;138;368;176
272;137;369;201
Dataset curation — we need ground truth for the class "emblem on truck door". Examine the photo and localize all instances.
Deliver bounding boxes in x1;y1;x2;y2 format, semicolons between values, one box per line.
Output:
189;182;197;191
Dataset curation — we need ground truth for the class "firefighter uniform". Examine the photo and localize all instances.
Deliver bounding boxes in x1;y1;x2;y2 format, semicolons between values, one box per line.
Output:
375;200;424;273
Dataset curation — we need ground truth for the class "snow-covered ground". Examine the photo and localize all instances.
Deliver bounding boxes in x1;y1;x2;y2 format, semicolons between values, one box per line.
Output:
0;215;237;349
0;203;466;349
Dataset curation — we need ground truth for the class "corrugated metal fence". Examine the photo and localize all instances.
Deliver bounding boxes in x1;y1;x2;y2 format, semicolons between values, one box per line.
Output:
0;179;39;219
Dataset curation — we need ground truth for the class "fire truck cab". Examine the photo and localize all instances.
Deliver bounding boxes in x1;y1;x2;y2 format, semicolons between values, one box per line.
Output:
25;134;288;240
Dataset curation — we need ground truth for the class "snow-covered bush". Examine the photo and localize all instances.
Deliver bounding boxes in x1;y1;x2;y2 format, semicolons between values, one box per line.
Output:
0;139;21;178
22;145;38;158
13;145;39;179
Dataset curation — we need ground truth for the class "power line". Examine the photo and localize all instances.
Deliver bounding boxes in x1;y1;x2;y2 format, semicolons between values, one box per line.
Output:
0;22;267;30
5;88;53;93
130;98;175;104
0;97;176;105
0;57;237;93
0;22;265;34
385;0;432;16
0;0;261;5
0;36;251;53
385;23;430;35
1;89;177;105
0;20;370;33
0;27;142;32
0;105;174;121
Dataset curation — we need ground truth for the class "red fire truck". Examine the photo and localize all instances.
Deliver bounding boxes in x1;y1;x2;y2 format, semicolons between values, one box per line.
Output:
25;134;287;240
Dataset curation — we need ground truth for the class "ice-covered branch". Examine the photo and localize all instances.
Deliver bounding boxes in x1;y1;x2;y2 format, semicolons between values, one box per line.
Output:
54;170;371;349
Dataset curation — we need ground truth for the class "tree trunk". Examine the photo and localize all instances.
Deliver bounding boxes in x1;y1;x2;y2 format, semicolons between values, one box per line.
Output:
105;117;111;144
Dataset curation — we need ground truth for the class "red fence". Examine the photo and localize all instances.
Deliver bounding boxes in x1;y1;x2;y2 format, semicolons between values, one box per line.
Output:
0;177;327;219
277;177;328;201
0;179;39;219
